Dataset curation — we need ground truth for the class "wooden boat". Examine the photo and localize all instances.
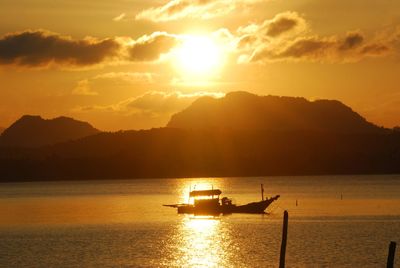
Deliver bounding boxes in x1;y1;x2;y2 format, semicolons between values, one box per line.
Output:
163;184;280;215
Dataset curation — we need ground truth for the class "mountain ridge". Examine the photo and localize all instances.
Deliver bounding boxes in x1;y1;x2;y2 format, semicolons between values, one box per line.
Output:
0;91;399;181
0;115;100;148
167;91;384;133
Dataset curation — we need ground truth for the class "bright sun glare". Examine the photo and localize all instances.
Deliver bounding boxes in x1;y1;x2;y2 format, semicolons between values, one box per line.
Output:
175;35;223;78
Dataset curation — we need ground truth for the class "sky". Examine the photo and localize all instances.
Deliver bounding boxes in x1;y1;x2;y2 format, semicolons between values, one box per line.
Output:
1;0;400;131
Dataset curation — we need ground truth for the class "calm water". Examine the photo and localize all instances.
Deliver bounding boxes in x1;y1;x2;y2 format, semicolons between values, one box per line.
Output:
0;175;399;267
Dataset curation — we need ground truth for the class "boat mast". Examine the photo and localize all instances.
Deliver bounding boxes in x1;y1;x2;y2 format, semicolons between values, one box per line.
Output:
261;184;264;201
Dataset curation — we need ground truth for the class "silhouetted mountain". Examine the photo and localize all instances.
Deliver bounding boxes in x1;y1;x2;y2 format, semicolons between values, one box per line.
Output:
0;115;100;148
0;92;399;182
0;127;399;182
168;91;383;133
0;127;4;135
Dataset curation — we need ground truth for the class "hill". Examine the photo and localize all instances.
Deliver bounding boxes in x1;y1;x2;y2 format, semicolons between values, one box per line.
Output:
0;92;399;181
168;91;383;133
0;127;4;135
0;127;399;181
0;115;100;148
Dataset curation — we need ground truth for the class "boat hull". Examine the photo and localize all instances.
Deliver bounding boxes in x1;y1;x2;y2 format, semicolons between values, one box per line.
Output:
176;195;280;215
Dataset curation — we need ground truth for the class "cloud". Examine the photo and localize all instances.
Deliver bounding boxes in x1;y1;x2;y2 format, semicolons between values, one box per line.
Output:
135;0;262;22
125;91;225;115
93;72;155;83
360;43;390;56
72;72;155;96
232;12;395;64
237;11;307;37
0;30;184;68
1;16;397;70
235;11;308;53
128;32;179;62
250;32;391;62
113;13;126;22
71;91;225;130
339;32;364;50
72;80;98;96
74;91;225;116
252;36;335;61
0;30;120;68
265;11;308;37
232;11;398;63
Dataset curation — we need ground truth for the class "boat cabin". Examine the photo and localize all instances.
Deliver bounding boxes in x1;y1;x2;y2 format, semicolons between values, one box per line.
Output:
181;189;222;214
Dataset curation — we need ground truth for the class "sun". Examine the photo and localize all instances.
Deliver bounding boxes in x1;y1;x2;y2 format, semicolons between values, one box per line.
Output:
174;35;223;78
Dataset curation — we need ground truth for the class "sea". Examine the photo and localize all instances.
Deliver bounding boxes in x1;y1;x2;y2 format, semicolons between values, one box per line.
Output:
0;175;399;267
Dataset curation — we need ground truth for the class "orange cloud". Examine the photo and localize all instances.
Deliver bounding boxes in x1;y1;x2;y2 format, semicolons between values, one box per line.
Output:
135;0;263;22
72;72;155;96
234;12;394;63
113;13;126;22
250;33;391;63
72;80;98;96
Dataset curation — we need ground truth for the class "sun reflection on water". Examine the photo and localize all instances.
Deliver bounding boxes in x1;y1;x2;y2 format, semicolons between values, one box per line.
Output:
166;179;233;266
177;216;226;267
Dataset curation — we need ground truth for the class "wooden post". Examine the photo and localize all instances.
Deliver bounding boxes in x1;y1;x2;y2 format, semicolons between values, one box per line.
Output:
279;210;289;268
387;241;396;268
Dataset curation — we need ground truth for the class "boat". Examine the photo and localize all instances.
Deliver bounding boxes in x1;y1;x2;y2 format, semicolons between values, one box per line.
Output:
163;184;280;215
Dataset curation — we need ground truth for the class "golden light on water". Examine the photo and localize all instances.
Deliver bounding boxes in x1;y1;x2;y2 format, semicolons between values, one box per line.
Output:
178;216;225;267
172;179;232;267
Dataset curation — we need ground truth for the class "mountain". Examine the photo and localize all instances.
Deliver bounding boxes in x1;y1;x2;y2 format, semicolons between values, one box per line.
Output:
0;127;399;181
168;91;383;133
0;127;4;135
0;92;399;181
0;115;100;148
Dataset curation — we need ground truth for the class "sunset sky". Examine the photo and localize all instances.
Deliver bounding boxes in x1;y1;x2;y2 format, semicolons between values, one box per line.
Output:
1;0;400;131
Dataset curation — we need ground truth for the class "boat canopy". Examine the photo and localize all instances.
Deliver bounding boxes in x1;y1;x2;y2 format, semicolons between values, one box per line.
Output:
189;189;222;197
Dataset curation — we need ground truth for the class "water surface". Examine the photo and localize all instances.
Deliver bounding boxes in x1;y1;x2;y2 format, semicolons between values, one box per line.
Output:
1;175;399;267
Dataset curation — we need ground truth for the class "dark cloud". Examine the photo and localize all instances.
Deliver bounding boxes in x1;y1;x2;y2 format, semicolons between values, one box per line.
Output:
266;17;298;37
263;12;307;38
339;32;364;50
360;43;390;56
251;37;335;62
237;12;397;63
250;33;391;62
0;30;120;67
235;11;308;55
128;32;179;61
277;38;334;59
